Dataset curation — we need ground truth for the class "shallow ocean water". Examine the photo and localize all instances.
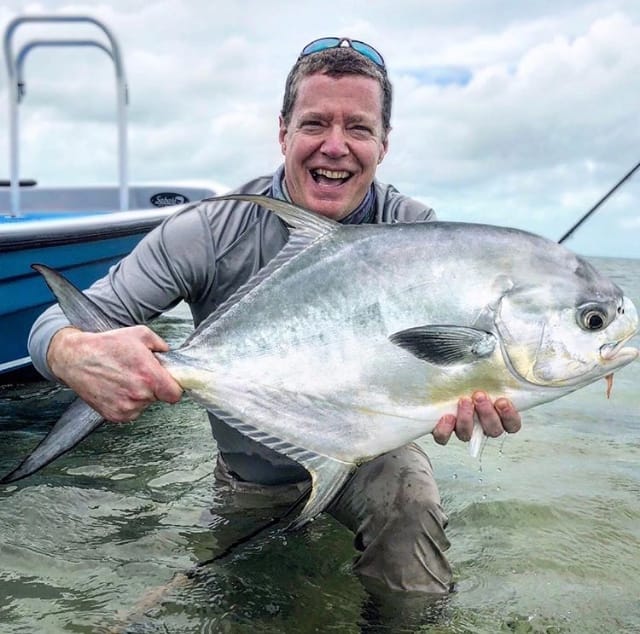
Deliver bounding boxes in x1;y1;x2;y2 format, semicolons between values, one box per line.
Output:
0;256;638;633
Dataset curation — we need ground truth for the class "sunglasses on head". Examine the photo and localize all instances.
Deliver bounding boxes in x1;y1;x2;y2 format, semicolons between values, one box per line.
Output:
298;37;386;69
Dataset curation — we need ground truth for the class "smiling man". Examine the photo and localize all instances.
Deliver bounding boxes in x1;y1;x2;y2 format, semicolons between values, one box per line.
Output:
29;38;521;598
279;72;388;218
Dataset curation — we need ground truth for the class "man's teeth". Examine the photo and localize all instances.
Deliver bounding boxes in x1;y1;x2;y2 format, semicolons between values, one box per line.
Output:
313;168;350;180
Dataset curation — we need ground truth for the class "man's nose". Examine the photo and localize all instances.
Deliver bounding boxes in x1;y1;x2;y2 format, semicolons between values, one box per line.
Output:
321;126;349;157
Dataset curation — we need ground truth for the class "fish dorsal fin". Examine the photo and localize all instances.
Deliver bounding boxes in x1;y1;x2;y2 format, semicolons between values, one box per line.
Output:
206;405;353;529
32;264;121;332
389;325;496;366
212;194;339;237
183;195;339;346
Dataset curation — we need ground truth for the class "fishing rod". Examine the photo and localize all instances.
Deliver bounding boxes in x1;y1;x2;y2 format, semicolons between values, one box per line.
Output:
558;159;640;244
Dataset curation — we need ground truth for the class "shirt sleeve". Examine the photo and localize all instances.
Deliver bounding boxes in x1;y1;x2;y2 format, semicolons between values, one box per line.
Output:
27;205;215;381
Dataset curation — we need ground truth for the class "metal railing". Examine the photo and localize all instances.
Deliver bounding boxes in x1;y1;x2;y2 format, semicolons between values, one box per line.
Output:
3;15;129;215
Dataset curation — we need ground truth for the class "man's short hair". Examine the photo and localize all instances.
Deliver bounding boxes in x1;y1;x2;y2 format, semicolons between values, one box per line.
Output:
280;47;392;134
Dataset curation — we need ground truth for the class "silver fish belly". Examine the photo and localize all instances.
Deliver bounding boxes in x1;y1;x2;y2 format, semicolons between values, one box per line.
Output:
3;194;638;528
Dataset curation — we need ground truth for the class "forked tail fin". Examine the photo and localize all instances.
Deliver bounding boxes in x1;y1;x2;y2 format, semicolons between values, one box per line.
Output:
31;263;121;331
1;398;104;483
2;265;112;483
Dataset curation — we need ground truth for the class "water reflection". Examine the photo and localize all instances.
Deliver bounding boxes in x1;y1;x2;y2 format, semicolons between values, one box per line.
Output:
0;258;639;633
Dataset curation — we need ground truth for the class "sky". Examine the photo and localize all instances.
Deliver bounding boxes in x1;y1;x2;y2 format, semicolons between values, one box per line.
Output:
0;0;639;258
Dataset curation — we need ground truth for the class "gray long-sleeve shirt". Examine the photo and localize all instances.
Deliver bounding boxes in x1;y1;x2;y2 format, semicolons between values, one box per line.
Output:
29;172;435;484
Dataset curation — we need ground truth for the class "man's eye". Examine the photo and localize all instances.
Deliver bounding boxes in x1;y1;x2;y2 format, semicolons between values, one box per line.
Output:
351;125;374;136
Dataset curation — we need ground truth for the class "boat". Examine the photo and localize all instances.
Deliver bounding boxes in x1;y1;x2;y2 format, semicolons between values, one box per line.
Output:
1;16;219;381
0;183;217;381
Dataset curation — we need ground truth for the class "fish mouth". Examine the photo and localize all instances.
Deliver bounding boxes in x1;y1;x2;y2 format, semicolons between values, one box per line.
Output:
599;334;639;362
311;168;352;186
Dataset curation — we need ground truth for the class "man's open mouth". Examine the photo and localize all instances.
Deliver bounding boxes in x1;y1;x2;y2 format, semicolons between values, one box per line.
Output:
311;168;352;185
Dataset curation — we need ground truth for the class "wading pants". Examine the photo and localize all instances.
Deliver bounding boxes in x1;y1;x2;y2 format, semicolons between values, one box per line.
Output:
213;442;453;595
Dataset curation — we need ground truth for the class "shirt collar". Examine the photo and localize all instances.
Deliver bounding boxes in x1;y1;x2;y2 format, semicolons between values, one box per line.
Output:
270;165;377;225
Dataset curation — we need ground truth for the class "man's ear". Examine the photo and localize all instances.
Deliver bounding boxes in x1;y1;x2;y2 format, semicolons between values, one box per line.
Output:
378;131;390;164
278;115;287;155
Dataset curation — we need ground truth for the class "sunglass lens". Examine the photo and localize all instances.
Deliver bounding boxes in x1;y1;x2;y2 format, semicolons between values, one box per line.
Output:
351;41;385;67
301;37;341;56
299;37;385;68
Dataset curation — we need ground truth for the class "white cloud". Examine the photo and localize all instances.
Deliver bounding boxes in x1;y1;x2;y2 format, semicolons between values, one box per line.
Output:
0;0;639;257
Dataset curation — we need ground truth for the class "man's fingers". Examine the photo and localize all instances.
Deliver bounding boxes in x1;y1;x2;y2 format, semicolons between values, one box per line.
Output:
118;326;181;403
134;325;171;352
433;393;523;449
433;414;456;445
473;391;503;438
494;397;522;434
153;373;184;404
454;397;474;441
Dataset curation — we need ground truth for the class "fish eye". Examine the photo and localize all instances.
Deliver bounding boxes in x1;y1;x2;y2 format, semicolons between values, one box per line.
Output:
579;308;607;331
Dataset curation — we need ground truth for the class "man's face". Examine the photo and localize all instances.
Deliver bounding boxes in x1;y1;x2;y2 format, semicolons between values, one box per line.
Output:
279;73;388;220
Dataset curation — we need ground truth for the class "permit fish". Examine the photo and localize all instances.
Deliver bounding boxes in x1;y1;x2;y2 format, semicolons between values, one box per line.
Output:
3;194;638;527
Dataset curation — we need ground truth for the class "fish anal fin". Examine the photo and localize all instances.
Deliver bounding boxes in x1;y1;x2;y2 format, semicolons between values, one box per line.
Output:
287;454;354;530
389;325;496;366
201;405;354;528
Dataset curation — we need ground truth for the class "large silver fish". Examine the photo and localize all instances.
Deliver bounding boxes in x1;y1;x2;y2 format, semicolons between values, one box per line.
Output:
3;194;638;527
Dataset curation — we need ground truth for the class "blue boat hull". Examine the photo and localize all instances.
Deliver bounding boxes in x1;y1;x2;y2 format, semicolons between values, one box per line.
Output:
0;184;218;381
0;230;156;379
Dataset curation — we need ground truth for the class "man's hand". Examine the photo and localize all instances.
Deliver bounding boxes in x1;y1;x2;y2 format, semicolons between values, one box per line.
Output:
432;391;522;446
47;326;183;422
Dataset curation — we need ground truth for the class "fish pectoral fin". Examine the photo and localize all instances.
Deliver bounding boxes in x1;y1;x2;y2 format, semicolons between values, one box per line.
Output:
1;397;104;483
287;454;355;530
389;325;496;366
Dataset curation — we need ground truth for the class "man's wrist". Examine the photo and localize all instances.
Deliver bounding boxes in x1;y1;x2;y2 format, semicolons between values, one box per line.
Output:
46;327;81;381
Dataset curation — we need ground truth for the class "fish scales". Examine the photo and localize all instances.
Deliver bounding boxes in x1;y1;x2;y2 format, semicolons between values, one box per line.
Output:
3;194;638;527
